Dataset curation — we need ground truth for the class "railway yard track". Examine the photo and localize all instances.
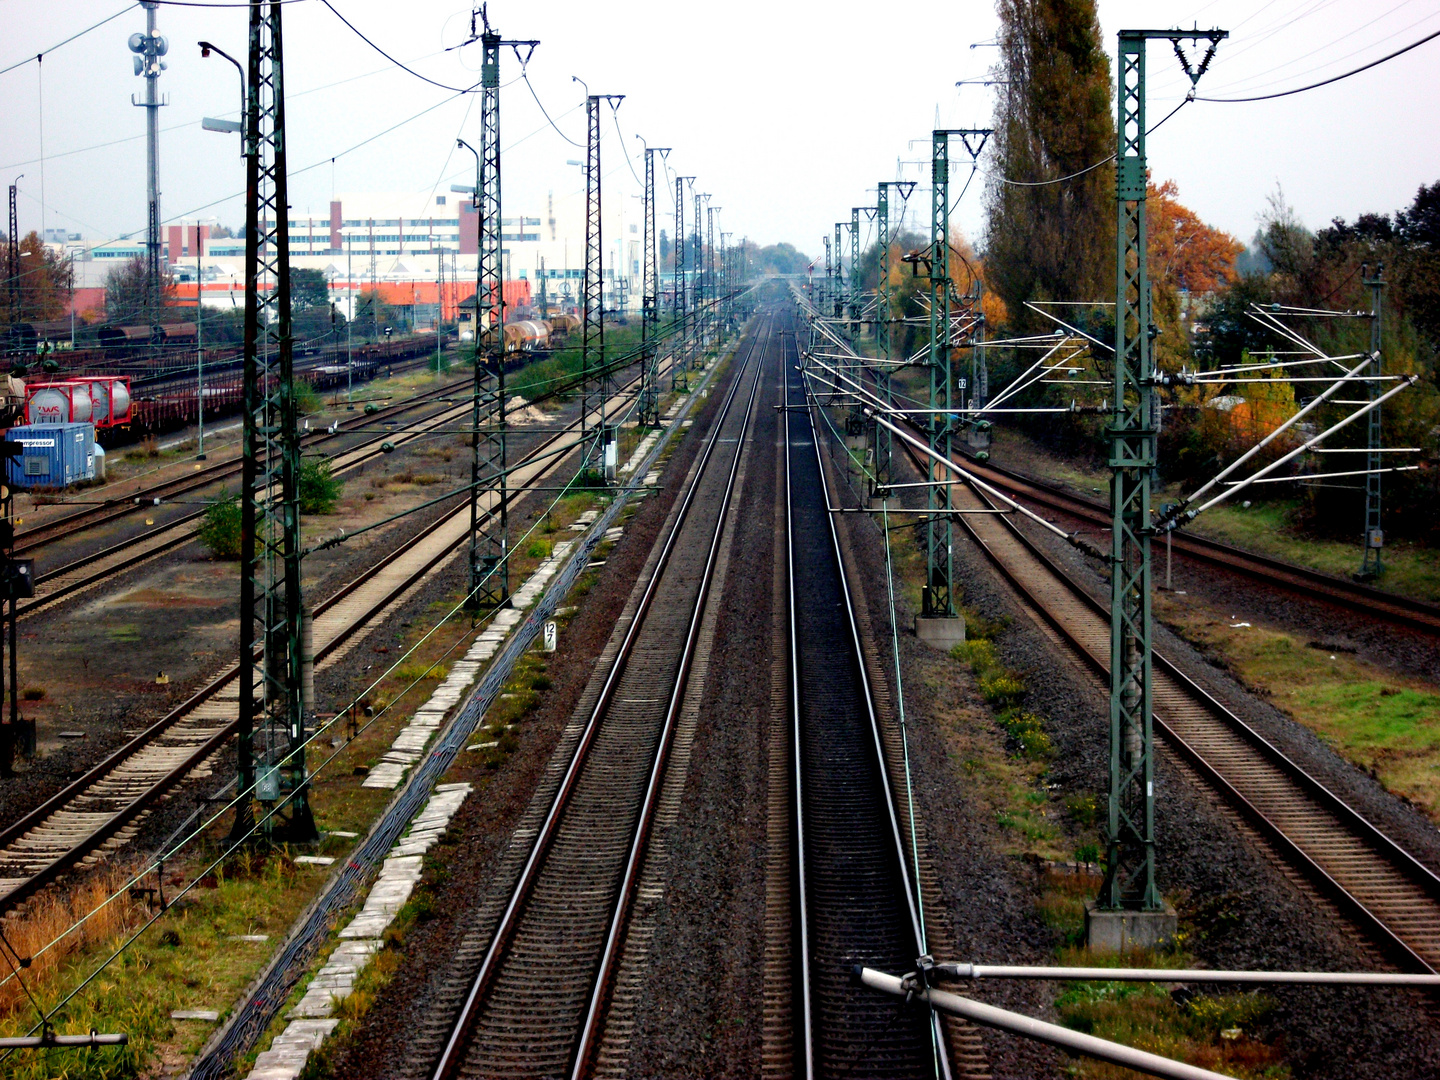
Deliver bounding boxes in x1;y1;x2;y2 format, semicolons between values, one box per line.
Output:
940;468;1440;974
415;318;768;1079
0;362;663;915
13;352;456;556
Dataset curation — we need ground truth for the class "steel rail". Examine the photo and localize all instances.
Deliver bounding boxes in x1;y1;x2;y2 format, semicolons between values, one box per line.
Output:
932;454;1440;975
569;318;768;1079
430;317;768;1080
788;321;954;1079
952;449;1440;636
0;364;663;916
12;357;460;555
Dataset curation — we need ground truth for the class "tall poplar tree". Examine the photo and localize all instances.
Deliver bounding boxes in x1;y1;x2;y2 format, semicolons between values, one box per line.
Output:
983;0;1115;332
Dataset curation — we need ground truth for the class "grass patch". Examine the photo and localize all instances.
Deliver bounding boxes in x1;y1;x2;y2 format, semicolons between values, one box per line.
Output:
1158;601;1440;822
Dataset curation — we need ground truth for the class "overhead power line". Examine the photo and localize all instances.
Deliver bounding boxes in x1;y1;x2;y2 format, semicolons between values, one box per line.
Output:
1198;26;1440;101
0;3;137;77
318;0;482;94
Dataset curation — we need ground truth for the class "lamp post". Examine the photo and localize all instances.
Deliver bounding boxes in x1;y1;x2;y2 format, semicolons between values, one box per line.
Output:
197;39;245;457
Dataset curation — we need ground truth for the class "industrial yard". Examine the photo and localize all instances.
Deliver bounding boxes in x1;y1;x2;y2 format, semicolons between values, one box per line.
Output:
2;2;1440;1079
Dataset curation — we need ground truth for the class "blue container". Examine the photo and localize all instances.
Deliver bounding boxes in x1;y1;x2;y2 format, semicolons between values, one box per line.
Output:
6;423;95;489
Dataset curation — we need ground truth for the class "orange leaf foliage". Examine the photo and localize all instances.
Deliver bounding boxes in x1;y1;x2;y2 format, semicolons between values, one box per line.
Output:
1147;179;1243;297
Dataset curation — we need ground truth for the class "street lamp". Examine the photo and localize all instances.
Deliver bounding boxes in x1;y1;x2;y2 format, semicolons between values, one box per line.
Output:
198;42;245;147
456;138;481;347
195;40;247;460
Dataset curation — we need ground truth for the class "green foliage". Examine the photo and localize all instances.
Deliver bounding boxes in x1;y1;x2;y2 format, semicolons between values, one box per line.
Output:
299;457;343;514
984;0;1116;333
290;268;331;312
199;493;243;559
979;670;1027;707
999;709;1053;756
293;380;322;416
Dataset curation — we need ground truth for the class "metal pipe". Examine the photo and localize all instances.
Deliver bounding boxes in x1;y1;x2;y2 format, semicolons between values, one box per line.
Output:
1189;375;1419;519
0;1033;129;1048
1171;351;1376;516
857;967;1232;1080
925;962;1440;986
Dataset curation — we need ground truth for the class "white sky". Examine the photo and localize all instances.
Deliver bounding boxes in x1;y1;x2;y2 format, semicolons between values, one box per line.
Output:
2;0;1438;263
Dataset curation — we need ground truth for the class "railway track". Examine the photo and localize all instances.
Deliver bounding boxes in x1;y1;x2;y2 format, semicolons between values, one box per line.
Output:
422;319;767;1080
0;362;666;915
951;449;1440;636
944;473;1440;974
783;324;954;1079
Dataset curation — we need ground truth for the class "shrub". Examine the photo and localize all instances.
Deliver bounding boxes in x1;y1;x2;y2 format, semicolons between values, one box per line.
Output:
199;494;243;559
526;537;552;559
20;686;45;701
299;457;343;514
980;670;1028;707
1000;709;1053;757
293;380;322;415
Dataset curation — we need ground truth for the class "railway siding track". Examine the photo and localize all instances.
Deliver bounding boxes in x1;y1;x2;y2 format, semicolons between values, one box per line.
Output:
949;479;1440;974
0;372;655;915
422;323;766;1080
954;451;1440;635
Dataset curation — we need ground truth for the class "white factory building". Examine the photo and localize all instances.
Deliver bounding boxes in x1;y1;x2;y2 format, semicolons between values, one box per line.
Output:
75;191;644;321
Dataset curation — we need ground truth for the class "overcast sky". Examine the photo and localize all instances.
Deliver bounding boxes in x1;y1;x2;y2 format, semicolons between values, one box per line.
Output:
3;0;1438;267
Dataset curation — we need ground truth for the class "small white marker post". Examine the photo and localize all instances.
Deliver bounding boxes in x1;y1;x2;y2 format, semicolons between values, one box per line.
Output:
542;620;557;653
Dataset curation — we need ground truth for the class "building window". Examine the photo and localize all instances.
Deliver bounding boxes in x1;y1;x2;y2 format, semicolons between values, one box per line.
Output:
436;196;446;206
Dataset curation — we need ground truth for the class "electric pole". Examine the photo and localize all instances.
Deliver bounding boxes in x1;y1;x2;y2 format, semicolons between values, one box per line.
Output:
6;180;19;329
671;175;692;391
234;0;314;843
580;93;623;453
1359;265;1385;579
692;188;704;368
1097;28;1226;926
638;144;669;428
919;130;990;635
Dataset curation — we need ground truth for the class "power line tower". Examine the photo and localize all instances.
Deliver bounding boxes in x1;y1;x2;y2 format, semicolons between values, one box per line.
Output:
849;207;863;337
706;201;718;350
1359;266;1385;580
833;223;847;321
692;188;705;368
871;181;913;499
579;94;623;449
233;0;314;844
671;175;692;392
460;11;535;610
1098;28;1225;924
638;144;669;427
6;180;19;328
919;130;989;631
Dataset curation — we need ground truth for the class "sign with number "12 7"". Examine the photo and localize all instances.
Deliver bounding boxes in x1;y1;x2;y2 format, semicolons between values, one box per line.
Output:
542;620;557;653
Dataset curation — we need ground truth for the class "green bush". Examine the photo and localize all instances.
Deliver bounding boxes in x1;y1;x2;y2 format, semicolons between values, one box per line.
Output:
199;494;243;559
980;670;1028;707
1000;709;1053;757
294;380;322;415
299;458;343;514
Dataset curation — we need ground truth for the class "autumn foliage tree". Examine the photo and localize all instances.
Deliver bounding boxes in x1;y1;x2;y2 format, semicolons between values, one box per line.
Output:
984;0;1115;333
1;231;73;324
1146;179;1242;368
